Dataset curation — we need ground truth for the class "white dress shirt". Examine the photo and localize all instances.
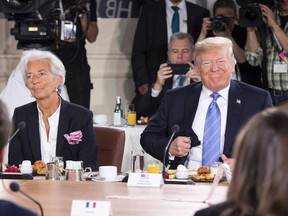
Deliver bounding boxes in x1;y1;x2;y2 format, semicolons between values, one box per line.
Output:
186;85;230;170
38;102;61;163
165;0;188;42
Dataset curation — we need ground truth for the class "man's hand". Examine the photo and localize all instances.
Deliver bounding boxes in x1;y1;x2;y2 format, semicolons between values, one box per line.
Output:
260;4;278;28
169;136;191;157
138;83;149;95
213;23;232;39
200;17;211;37
153;63;173;90
186;62;201;82
221;154;235;172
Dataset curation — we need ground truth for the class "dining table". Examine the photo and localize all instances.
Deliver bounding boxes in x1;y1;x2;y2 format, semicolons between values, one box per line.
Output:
0;177;229;216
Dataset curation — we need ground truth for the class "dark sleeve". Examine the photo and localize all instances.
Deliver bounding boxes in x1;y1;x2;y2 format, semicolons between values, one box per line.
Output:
140;93;173;162
137;88;164;117
89;0;97;21
131;6;150;88
78;110;98;171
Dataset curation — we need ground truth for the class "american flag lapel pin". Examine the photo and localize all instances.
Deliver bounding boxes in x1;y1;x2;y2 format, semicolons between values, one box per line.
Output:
236;99;241;104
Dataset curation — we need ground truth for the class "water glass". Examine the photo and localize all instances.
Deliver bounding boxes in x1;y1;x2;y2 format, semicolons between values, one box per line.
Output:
131;149;145;173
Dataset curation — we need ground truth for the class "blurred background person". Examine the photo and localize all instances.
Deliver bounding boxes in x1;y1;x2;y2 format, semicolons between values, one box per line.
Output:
0;99;37;216
53;0;99;109
195;108;288;216
131;0;209;116
198;0;262;87
245;0;288;105
140;36;273;170
8;50;97;170
137;32;201;118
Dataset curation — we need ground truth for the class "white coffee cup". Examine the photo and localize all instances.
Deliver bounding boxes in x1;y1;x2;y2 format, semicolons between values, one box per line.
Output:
99;166;117;180
20;160;33;174
93;115;108;125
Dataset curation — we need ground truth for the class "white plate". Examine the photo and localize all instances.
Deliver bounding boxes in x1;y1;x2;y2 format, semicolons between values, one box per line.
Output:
91;175;124;182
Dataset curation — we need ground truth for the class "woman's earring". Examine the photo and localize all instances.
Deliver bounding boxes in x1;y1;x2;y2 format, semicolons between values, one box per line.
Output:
55;86;59;93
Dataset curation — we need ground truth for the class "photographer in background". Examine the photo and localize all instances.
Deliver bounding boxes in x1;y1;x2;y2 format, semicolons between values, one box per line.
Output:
198;0;262;87
137;32;201;118
53;0;99;109
245;0;288;105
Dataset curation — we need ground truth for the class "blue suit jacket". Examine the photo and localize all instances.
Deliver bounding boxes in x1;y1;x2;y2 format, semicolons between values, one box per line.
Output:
8;99;97;170
140;81;273;168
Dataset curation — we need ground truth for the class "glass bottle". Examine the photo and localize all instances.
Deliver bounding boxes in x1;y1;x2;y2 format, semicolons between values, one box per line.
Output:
113;96;122;126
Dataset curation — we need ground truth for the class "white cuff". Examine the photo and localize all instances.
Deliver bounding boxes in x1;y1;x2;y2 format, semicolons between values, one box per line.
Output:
151;88;162;97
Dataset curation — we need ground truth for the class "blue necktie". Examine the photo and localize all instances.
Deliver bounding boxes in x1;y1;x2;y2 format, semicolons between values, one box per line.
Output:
171;6;180;33
202;92;221;166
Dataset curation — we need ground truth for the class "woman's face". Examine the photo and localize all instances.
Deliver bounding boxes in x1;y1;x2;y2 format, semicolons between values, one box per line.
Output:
26;60;62;101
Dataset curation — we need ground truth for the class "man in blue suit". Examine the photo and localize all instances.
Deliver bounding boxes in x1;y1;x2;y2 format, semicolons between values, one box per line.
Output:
0;99;37;216
131;0;209;115
140;37;273;170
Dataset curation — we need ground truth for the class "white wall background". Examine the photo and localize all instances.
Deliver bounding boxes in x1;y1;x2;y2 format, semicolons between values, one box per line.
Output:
0;0;216;122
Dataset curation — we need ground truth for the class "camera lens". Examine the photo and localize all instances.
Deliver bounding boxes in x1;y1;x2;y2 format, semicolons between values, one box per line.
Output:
244;8;261;22
211;17;225;32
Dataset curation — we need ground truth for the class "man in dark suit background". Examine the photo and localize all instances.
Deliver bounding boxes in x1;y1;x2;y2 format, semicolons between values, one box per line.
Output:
140;36;273;170
0;99;37;216
137;32;201;117
131;0;209;115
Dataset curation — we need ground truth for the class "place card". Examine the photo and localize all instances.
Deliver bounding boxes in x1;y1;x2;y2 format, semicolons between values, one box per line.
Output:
127;173;162;187
70;200;112;216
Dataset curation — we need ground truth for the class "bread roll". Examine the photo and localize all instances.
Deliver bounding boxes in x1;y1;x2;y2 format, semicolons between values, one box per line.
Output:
197;166;210;175
33;160;46;173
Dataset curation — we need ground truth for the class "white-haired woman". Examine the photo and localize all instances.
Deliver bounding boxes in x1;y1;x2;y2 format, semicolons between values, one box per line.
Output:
8;50;97;170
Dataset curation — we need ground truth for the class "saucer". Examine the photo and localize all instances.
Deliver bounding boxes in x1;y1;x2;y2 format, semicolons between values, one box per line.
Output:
91;175;124;182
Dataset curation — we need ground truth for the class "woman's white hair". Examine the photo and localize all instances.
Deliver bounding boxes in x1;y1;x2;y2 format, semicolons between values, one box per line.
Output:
19;50;66;91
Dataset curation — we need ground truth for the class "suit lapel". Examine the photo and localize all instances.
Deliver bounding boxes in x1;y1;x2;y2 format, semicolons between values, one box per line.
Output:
224;81;243;155
28;102;42;160
56;99;69;156
183;84;202;137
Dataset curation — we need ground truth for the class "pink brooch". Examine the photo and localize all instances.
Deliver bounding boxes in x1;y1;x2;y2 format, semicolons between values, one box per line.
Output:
64;130;83;145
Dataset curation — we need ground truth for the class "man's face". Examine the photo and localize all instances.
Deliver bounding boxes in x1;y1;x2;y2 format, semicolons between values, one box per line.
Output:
167;38;194;64
170;0;182;4
195;47;234;92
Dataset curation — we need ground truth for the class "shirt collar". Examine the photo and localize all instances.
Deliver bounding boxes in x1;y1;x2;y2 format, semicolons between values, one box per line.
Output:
202;84;230;101
166;0;186;12
37;99;62;123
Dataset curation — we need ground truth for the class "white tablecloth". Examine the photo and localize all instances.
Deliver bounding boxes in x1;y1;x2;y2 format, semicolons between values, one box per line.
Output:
94;124;160;173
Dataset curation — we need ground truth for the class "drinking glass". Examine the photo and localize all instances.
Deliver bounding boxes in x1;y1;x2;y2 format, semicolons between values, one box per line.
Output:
125;104;136;126
146;160;160;174
131;149;145;173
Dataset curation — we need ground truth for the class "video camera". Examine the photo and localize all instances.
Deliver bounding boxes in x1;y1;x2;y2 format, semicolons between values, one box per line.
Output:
0;0;90;50
236;0;275;27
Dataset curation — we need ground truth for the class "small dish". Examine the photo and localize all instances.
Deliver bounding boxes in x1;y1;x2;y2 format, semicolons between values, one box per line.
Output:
91;175;125;182
176;170;189;179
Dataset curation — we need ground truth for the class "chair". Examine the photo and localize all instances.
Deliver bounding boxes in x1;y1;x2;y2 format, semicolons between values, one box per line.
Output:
94;127;125;172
